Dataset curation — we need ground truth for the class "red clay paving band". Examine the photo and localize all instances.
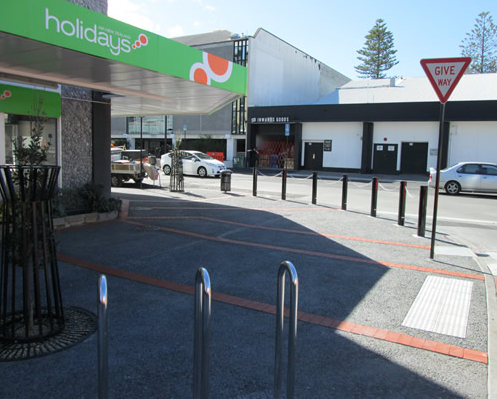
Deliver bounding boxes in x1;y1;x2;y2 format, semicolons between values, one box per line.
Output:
124;220;485;282
57;253;488;365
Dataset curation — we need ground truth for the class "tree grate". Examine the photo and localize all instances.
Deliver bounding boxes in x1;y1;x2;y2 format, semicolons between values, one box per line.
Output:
0;307;97;361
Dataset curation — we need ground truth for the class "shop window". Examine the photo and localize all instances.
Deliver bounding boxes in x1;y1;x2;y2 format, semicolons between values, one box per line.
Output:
4;115;57;165
236;138;245;153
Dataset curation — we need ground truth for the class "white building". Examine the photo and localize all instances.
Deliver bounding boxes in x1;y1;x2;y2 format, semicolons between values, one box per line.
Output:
111;28;350;167
248;74;497;174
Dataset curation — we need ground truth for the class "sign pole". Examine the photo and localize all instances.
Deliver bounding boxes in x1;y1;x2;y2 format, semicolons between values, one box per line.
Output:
285;123;289;170
420;57;470;259
430;102;445;259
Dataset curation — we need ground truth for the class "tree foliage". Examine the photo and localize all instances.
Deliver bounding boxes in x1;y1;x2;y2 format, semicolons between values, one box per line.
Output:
355;19;399;79
460;11;497;73
12;93;49;166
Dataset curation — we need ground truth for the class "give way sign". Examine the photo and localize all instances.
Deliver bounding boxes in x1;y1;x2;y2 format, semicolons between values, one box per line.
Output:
420;57;471;103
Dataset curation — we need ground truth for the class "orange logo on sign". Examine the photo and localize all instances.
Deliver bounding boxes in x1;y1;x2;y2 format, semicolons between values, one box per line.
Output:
190;53;233;86
0;90;12;100
132;33;148;50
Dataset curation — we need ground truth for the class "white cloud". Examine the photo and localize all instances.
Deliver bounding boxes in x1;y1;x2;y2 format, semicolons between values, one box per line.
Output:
167;24;185;37
108;0;159;33
204;5;215;12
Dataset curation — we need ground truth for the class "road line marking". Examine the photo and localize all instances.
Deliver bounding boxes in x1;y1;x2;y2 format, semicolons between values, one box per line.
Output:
435;246;475;257
124;220;484;281
128;215;430;250
131;206;331;212
57;253;487;364
380;211;497;226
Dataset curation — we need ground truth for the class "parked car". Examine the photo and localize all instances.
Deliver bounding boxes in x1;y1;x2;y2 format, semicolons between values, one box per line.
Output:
161;150;227;177
429;162;497;195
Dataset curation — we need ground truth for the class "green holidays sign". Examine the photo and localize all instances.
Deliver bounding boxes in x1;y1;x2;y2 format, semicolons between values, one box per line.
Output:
0;0;247;95
0;84;61;118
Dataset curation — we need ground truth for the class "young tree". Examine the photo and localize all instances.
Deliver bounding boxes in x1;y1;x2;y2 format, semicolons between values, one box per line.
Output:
460;11;497;73
355;19;399;79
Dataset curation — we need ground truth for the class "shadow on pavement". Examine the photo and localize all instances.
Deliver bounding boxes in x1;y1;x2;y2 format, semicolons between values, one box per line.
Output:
0;189;484;398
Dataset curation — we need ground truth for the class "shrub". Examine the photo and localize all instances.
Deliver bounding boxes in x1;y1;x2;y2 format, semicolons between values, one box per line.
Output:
52;183;121;217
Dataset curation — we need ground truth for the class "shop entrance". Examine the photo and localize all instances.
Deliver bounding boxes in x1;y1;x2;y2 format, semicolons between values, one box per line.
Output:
256;140;295;169
373;143;398;174
400;142;428;174
304;142;323;170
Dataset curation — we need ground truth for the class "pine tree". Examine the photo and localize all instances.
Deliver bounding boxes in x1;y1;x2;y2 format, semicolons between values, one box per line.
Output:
355;19;399;79
460;12;497;73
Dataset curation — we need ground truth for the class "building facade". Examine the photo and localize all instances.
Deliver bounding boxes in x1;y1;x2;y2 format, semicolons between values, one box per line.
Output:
248;75;497;173
1;0;108;190
111;28;350;167
1;0;246;195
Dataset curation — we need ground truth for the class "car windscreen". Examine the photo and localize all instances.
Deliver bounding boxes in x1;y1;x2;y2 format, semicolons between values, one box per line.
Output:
194;152;214;160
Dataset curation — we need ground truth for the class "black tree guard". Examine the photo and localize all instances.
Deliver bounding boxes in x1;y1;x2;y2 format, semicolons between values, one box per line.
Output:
0;165;63;342
170;154;184;192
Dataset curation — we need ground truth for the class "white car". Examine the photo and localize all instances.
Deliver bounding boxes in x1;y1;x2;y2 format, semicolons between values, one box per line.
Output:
161;150;227;177
429;162;497;195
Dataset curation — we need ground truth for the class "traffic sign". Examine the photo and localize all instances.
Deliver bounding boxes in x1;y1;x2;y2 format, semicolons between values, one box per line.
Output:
285;123;290;136
421;57;471;259
420;57;471;103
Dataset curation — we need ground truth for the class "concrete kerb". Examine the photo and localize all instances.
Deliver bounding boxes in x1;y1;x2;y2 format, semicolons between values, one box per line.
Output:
480;257;497;399
235;167;430;184
53;210;119;230
451;232;497;399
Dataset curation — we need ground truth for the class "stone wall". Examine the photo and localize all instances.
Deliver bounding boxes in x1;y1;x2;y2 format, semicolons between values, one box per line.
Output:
60;0;107;189
60;87;93;189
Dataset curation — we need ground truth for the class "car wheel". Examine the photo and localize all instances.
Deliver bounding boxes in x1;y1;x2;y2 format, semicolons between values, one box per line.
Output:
163;164;171;175
445;181;461;195
198;167;207;178
111;175;122;187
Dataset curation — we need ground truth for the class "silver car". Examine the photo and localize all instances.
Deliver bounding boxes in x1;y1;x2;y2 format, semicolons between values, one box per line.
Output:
429;162;497;195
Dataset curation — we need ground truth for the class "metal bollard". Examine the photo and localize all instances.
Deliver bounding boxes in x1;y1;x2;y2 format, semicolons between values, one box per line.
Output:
98;275;108;399
341;174;348;210
417;186;428;237
370;177;378;217
194;268;211;399
252;162;258;197
398;181;407;226
311;172;318;205
274;261;299;399
281;169;287;200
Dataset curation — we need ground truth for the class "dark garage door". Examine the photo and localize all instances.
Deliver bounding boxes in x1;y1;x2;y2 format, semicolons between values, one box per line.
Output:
401;142;428;174
373;143;398;174
304;142;323;170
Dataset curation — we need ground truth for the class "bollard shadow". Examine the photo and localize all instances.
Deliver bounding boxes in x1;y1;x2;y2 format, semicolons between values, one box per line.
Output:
0;189;486;398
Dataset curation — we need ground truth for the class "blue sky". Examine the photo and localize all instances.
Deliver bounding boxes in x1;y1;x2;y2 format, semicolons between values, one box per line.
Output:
108;0;497;79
